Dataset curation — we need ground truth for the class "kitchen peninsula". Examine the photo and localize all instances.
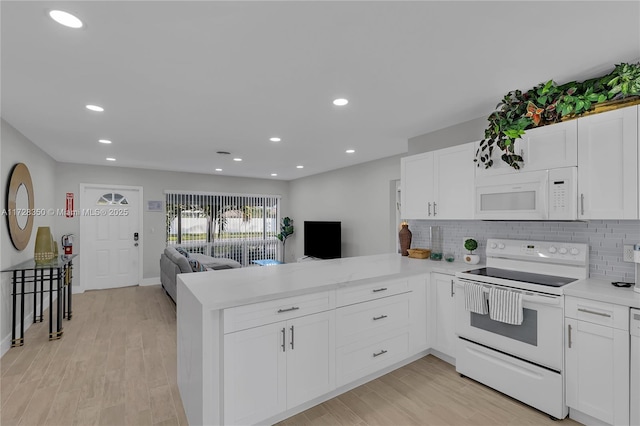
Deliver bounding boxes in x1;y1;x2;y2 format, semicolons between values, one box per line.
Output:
176;254;469;425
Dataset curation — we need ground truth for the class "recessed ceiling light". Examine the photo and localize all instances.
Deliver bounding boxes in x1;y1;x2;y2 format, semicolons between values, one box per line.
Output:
215;168;222;172
49;10;83;29
233;158;242;162
106;157;116;162
271;173;278;177
346;149;355;154
98;139;112;144
270;137;281;142
296;165;304;169
86;104;104;112
333;98;349;106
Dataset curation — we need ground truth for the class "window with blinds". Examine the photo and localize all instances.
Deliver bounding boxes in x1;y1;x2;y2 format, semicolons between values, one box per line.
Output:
165;191;280;266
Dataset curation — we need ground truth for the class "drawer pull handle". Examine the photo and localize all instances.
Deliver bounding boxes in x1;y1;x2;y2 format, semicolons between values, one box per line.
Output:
577;308;611;318
373;315;388;321
277;307;300;314
373;349;388;358
372;288;388;293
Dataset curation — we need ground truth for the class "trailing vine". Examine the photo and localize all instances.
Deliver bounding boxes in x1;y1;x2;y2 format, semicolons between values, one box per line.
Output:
476;62;640;169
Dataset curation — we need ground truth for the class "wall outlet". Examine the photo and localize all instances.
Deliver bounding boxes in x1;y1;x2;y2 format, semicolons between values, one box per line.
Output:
623;245;635;262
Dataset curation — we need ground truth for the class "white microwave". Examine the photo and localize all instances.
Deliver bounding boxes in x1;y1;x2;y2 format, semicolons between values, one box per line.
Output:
475;167;577;220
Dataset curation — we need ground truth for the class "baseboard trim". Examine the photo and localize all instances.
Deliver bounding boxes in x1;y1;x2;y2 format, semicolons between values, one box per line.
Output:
1;292;54;357
140;277;160;287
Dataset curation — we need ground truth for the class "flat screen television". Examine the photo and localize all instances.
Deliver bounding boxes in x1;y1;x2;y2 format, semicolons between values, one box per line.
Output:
304;221;341;259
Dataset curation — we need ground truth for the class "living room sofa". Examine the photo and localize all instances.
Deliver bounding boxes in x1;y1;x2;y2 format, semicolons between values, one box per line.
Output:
160;246;241;302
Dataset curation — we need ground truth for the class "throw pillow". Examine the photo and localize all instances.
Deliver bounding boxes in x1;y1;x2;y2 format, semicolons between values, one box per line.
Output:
175;246;190;258
188;258;206;272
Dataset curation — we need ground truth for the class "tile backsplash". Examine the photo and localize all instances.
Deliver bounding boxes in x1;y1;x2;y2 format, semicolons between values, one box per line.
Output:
407;220;640;282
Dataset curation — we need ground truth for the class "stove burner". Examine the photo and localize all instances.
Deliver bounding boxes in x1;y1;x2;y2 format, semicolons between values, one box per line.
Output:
462;267;577;287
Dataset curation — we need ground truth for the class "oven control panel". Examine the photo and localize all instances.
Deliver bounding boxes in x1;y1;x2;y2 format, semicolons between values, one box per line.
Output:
486;238;588;265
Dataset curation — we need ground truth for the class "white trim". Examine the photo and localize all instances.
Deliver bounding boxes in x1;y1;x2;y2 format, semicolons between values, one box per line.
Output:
164;189;282;199
79;183;144;293
140;277;160;286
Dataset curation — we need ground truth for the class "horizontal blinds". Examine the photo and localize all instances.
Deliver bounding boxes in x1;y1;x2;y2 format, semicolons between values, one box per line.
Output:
165;192;280;266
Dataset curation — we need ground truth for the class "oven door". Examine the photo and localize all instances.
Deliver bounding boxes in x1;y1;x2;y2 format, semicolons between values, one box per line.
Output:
455;279;563;371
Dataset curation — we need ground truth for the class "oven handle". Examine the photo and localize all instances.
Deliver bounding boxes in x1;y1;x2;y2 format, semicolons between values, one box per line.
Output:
455;280;562;306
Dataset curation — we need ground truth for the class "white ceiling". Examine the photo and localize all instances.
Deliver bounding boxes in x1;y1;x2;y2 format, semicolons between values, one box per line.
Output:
2;1;639;181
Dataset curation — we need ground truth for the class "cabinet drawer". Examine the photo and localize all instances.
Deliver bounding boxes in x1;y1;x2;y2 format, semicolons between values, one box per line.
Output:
336;293;411;347
336;328;410;386
336;278;410;307
565;296;629;330
224;291;335;334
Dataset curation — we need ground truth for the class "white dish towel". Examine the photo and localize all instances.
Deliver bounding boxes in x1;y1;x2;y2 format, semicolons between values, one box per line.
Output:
464;282;488;314
488;287;523;325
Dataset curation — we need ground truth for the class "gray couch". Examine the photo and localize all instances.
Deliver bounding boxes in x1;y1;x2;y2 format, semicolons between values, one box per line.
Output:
160;246;241;302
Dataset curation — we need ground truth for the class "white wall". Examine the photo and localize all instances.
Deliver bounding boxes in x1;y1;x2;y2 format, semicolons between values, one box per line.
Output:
289;155;401;260
1;119;58;354
54;163;290;286
408;116;486;155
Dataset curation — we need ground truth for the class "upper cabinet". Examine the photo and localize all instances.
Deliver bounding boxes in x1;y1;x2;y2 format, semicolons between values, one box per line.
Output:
476;120;578;177
577;105;638;219
401;142;474;220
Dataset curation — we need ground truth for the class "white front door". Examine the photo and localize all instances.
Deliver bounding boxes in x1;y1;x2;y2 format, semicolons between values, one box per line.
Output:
80;185;142;290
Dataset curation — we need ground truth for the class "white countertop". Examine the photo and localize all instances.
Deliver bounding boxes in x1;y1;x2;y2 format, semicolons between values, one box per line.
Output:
178;253;476;311
564;278;640;309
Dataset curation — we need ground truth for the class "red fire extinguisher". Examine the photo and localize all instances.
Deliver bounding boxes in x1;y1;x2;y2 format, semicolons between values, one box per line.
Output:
61;234;73;255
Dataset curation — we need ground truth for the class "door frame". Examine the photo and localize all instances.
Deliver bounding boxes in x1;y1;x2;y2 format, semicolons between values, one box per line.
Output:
79;183;144;293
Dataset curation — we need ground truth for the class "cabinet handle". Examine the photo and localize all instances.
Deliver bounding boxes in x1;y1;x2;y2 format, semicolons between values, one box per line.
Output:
428;202;432;216
373;349;388;358
277;306;300;314
290;325;294;350
567;324;572;349
372;287;388;293
373;315;388;321
580;193;585;216
433;202;437;216
450;279;455;297
577;308;611;318
281;327;286;352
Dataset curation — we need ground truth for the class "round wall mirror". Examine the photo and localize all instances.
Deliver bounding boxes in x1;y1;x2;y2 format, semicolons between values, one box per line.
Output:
7;163;34;250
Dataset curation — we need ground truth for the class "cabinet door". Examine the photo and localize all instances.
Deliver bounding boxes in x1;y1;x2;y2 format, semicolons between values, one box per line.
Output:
578;105;638;219
431;273;456;359
565;318;630;425
434;143;475;219
401;152;434;219
520;120;578;170
224;322;287;425
286;311;335;408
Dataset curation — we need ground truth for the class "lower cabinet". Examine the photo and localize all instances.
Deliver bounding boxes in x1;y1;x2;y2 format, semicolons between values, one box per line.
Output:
431;272;456;359
223;310;335;425
565;297;629;425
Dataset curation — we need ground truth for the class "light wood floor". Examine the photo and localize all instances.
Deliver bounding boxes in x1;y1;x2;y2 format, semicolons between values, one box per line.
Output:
1;285;581;426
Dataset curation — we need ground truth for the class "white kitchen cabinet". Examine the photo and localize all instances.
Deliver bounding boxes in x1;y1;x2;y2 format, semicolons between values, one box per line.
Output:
577;105;638;219
401;142;474;220
434;142;475;219
224;310;335;425
476;120;578;177
401;151;434;219
430;272;456;360
565;298;630;425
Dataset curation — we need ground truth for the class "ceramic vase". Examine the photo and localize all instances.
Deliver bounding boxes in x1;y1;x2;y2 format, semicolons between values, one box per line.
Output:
34;226;55;264
399;224;412;256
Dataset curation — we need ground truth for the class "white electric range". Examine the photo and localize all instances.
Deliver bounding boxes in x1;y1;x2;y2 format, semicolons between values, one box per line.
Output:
454;238;589;420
